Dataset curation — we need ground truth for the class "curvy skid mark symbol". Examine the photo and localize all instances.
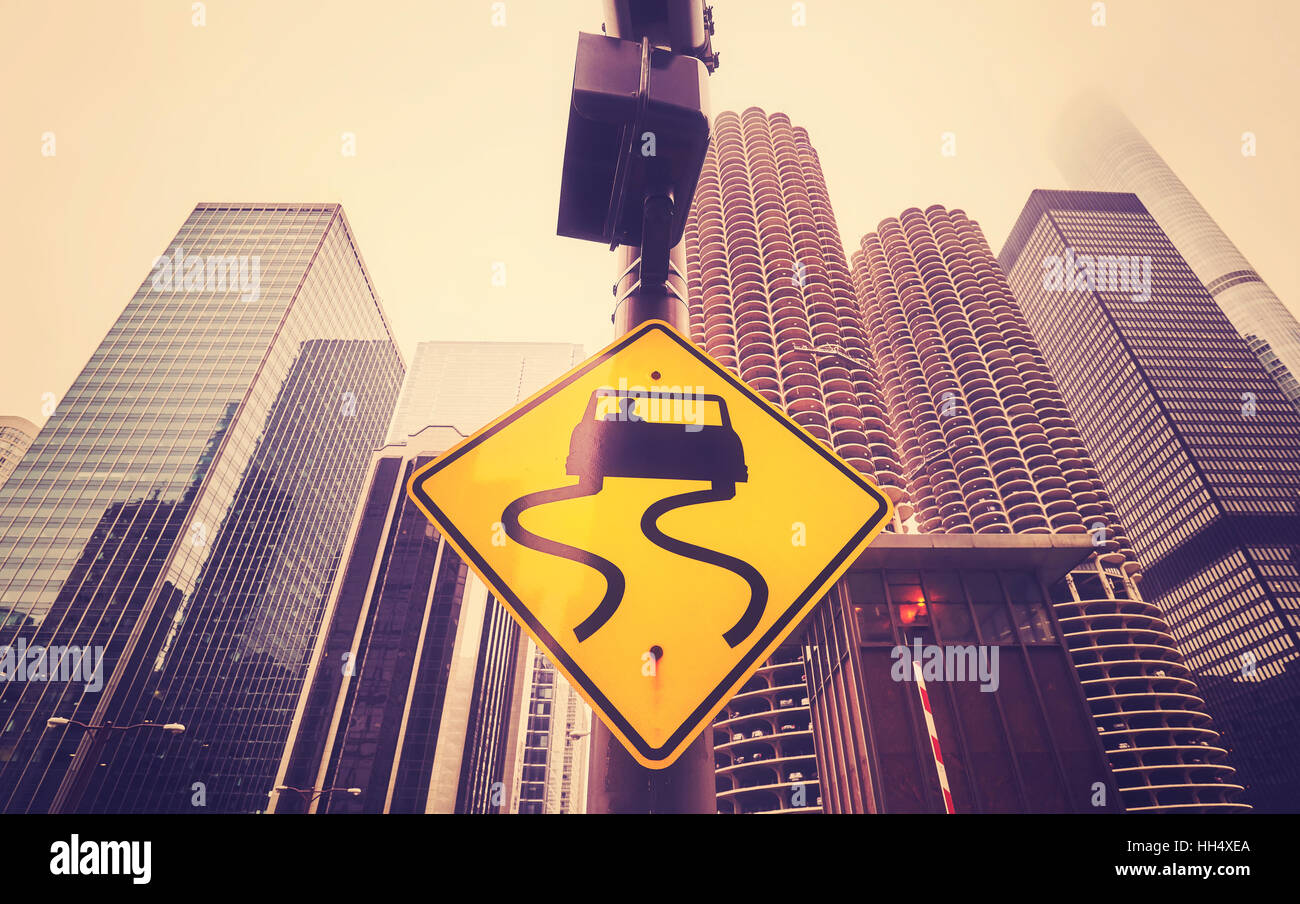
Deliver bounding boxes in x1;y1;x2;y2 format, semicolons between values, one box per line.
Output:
501;477;626;642
641;484;767;648
500;388;767;646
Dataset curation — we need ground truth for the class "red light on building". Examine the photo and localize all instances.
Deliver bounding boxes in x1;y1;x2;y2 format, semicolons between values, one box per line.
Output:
898;601;927;624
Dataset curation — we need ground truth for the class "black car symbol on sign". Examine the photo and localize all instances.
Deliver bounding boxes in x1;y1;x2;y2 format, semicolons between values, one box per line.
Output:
565;389;747;484
502;388;766;647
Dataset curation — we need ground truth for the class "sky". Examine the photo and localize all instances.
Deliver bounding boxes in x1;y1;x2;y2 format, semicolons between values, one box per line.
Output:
2;0;1297;425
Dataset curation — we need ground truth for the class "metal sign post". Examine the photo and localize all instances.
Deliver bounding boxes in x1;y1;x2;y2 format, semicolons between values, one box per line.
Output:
563;0;719;813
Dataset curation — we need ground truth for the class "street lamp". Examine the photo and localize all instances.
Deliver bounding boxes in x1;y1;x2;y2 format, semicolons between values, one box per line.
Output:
44;717;186;813
47;717;186;735
273;785;362;807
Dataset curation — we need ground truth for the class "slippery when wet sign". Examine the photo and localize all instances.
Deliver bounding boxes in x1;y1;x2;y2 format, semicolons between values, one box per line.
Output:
408;321;891;768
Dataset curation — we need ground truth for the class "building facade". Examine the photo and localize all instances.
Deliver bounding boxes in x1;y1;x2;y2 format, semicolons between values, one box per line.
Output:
1054;101;1300;411
0;416;37;491
0;203;403;813
509;640;591;814
806;534;1129;813
713;642;819;814
456;592;531;814
684;107;908;508
850;201;1247;811
269;425;526;814
397;341;592;815
270;339;590;814
681;109;1243;812
1000;189;1300;811
684;108;892;812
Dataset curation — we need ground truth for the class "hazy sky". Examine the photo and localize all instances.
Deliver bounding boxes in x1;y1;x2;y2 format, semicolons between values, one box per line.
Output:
2;0;1297;425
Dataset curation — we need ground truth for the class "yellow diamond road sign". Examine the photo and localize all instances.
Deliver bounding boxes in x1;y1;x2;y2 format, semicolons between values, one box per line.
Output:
407;321;891;769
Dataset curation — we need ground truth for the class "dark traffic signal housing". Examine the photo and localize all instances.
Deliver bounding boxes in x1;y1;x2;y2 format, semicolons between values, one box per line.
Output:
556;31;711;249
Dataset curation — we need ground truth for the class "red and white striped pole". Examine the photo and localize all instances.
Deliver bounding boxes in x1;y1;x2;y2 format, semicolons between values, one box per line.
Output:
913;661;955;814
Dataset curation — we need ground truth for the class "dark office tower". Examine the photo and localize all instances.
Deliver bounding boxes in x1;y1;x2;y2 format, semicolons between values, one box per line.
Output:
270;425;524;814
1000;190;1300;811
272;340;585;814
684;107;908;510
1054;102;1300;411
456;597;529;814
0;203;403;814
852;205;1247;811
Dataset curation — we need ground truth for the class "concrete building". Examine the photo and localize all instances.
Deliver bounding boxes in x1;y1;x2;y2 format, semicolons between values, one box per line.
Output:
684;107;897;813
848;202;1247;812
712;643;819;814
685;107;909;509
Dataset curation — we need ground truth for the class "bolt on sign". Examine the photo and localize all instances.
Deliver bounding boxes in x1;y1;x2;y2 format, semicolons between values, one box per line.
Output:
407;321;892;768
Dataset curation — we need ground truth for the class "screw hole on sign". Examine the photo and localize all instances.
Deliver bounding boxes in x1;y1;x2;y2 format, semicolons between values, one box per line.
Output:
650;371;661;381
650;645;663;661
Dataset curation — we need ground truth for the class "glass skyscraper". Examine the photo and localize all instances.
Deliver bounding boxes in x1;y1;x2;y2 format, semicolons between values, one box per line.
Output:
1054;101;1300;411
0;203;403;813
1000;189;1300;810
